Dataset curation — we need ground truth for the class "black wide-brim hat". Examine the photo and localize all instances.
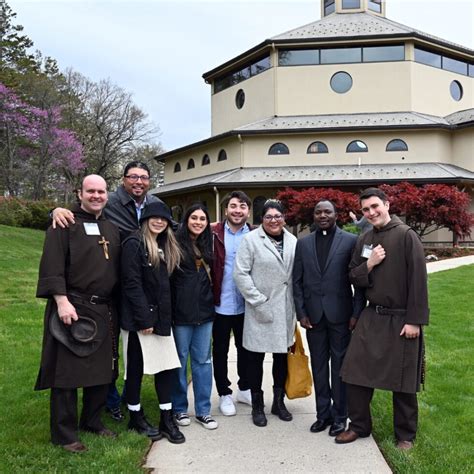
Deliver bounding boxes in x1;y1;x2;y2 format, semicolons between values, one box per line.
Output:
49;303;108;357
139;201;172;225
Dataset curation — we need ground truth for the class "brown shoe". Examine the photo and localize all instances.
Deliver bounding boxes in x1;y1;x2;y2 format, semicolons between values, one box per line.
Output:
82;426;117;438
396;440;414;450
62;441;88;453
335;430;360;444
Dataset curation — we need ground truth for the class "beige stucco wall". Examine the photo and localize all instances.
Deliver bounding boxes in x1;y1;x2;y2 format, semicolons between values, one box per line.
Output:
452;128;474;171
410;62;473;116
163;138;241;185
276;61;413;116
238;130;453;167
211;68;275;136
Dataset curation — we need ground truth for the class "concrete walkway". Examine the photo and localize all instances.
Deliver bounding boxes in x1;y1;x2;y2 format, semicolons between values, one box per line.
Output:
146;257;473;473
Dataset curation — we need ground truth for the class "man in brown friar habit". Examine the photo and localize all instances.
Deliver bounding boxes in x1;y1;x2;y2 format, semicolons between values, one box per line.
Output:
336;187;429;451
35;175;121;453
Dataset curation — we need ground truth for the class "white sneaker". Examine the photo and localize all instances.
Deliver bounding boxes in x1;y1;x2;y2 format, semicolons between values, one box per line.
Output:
175;413;191;426
219;394;236;416
196;415;218;430
235;389;252;406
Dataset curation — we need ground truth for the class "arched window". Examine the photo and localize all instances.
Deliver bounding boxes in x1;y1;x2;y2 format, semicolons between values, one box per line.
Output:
346;140;368;152
187;159;195;169
386;139;408;152
268;143;290;155
202;154;210;166
172;205;183;223
217;149;227;162
252;196;267;225
307;141;329;154
174;162;181;173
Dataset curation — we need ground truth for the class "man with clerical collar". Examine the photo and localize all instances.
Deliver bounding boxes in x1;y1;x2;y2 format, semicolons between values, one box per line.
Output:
211;191;254;416
35;175;121;453
336;188;429;450
293;200;366;437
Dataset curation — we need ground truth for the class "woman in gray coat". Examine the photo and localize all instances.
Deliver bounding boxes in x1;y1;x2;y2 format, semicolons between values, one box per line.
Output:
233;200;297;427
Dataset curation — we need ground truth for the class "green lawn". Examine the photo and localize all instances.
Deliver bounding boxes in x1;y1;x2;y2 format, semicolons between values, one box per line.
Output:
1;223;473;473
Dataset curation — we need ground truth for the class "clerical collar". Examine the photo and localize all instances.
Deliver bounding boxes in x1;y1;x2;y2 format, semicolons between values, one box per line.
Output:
316;225;336;237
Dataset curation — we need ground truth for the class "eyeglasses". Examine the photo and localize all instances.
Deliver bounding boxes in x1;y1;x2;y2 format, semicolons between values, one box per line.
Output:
263;214;283;222
125;174;150;182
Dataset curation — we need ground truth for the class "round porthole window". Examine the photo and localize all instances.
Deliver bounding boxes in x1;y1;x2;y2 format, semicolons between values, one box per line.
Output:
235;89;245;109
450;80;463;101
330;72;353;94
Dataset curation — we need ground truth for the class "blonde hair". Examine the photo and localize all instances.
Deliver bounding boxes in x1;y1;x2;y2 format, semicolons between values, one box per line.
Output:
141;220;182;273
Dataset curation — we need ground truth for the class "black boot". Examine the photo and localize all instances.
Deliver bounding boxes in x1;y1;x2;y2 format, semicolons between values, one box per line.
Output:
128;409;162;441
271;387;293;421
251;391;267;427
159;409;185;444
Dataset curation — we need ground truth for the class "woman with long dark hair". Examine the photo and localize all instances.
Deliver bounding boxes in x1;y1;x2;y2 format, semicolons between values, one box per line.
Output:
171;203;217;430
121;202;185;444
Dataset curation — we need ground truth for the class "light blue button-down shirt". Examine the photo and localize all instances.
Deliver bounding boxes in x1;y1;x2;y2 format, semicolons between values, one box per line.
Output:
135;196;147;222
215;221;249;315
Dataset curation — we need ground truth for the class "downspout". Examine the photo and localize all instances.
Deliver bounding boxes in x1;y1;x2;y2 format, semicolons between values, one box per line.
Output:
213;186;220;222
237;133;243;168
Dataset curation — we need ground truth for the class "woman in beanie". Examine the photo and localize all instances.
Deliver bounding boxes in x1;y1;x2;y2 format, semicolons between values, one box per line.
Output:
120;201;185;444
171;203;217;430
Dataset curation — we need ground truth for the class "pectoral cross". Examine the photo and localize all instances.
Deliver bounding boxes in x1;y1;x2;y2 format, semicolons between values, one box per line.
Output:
98;236;110;260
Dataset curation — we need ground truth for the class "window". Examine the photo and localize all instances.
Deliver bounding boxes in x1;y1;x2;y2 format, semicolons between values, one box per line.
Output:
279;49;319;66
330;72;353;94
443;57;468;75
346;140;368;152
342;0;360;8
368;0;382;13
469;64;474;78
217;149;228;161
268;143;290;155
307;141;329;154
450;81;463;101
201;154;210;166
187;159;195;169
324;0;335;15
235;89;245;109
321;47;361;64
363;45;404;62
386;139;408;152
414;48;442;68
214;54;271;93
174;162;181;173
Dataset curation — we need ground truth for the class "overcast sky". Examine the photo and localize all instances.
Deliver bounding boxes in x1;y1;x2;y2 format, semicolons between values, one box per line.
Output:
9;0;474;151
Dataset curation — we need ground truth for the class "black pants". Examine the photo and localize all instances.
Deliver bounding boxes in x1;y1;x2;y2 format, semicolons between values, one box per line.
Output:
246;350;287;392
125;331;175;406
50;384;108;445
347;383;418;441
306;315;350;423
212;313;250;396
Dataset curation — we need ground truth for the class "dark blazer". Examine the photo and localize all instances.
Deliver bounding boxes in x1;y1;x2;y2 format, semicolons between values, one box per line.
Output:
293;226;366;325
120;233;172;336
171;251;215;326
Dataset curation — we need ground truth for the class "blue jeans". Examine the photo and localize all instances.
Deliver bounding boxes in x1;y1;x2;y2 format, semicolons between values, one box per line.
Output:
172;322;213;417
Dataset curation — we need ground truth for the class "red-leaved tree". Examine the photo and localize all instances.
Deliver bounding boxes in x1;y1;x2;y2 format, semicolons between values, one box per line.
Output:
276;187;359;229
380;182;473;239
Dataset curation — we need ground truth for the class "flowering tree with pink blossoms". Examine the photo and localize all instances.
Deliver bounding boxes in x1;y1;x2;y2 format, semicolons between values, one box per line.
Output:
0;82;84;199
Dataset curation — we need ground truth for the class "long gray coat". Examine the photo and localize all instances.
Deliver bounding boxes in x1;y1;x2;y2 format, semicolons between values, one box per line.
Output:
233;226;297;353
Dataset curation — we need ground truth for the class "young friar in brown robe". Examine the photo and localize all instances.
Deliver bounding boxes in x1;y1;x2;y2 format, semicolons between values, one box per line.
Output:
35;175;120;453
336;187;429;451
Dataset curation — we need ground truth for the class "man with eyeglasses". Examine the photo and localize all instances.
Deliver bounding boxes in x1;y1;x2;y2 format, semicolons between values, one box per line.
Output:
51;161;165;420
52;161;164;241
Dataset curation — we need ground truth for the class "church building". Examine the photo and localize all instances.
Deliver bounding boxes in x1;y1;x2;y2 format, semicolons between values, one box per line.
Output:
154;0;473;242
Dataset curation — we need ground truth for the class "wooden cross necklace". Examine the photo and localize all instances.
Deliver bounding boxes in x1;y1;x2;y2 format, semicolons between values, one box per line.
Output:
98;236;110;260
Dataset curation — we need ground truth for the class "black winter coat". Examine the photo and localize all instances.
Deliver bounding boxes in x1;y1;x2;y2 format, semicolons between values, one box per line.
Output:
120;233;172;335
171;251;215;326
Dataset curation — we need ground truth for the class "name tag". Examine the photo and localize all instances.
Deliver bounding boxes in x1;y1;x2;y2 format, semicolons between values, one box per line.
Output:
361;244;373;259
83;223;100;235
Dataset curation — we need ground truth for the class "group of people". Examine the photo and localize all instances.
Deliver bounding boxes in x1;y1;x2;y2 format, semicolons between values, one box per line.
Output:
35;160;429;455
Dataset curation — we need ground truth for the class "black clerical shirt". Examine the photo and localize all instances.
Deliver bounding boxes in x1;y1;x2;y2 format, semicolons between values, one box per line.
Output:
315;225;336;271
